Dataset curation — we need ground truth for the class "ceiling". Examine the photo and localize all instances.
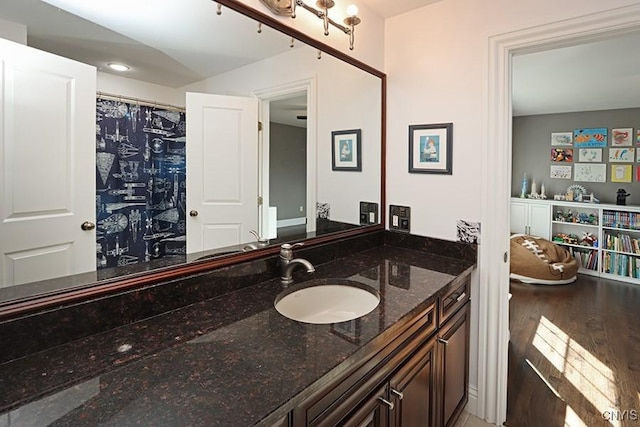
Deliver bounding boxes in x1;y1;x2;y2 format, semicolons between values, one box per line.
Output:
0;0;295;88
1;0;639;116
512;32;640;116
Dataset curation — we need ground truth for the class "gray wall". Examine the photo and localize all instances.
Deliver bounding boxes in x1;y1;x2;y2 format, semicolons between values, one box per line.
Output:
270;122;306;220
512;108;640;205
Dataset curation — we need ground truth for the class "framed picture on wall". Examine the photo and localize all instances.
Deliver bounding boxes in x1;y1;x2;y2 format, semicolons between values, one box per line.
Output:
573;128;608;148
551;148;573;162
609;147;635;162
574;163;606;183
408;123;453;174
578;148;602;162
551;132;573;146
331;129;362;171
611;164;632;183
550;165;572;179
611;128;633;146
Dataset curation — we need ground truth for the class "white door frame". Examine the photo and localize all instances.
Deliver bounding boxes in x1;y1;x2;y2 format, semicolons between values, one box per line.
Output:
480;4;640;424
253;77;317;236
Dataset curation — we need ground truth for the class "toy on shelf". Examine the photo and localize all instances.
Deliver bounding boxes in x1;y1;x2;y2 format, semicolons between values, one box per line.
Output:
552;233;579;245
553;209;598;225
580;232;597;247
616;188;630;206
520;173;528;198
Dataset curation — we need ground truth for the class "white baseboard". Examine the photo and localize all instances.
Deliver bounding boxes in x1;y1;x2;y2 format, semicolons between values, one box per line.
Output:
465;385;479;417
277;217;306;228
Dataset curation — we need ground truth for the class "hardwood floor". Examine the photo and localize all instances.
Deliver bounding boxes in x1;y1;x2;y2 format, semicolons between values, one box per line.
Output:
507;274;640;426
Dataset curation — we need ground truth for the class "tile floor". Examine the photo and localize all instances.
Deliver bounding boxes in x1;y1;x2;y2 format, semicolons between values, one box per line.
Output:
454;411;497;427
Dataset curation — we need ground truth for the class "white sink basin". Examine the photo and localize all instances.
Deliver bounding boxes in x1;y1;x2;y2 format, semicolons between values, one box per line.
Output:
274;279;380;324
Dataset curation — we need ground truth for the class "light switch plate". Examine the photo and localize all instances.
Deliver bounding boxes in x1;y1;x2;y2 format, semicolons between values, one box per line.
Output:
389;205;410;233
359;202;379;225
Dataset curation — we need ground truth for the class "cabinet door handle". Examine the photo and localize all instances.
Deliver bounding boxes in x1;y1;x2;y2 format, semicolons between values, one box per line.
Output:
456;292;467;302
391;388;404;400
377;397;394;410
438;337;449;345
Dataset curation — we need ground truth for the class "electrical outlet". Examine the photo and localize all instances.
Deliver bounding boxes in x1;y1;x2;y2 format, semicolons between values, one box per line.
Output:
389;205;410;233
359;202;379;225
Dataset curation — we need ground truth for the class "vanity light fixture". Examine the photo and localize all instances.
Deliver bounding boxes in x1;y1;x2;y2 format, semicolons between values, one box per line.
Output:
343;4;360;50
256;0;361;50
107;63;129;72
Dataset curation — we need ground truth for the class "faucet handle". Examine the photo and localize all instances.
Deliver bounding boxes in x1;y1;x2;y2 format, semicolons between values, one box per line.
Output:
281;242;303;250
280;242;303;260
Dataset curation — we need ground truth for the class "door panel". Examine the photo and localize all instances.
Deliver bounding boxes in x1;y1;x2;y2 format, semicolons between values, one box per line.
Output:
186;93;259;253
439;303;470;427
0;38;96;287
528;203;551;239
390;338;436;427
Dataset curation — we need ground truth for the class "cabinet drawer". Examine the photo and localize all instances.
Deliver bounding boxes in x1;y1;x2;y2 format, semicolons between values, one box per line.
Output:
438;277;470;327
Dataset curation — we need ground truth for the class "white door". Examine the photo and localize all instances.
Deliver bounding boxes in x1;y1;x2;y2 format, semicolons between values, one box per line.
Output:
0;39;96;287
186;93;259;253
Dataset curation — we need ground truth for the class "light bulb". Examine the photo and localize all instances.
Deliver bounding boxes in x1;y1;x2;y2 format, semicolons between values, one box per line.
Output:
347;4;358;17
108;63;129;72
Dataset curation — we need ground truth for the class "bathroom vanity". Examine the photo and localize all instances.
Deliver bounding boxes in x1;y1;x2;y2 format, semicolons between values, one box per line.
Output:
0;232;475;426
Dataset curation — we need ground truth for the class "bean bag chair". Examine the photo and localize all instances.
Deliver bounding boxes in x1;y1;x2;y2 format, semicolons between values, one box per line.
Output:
510;234;578;285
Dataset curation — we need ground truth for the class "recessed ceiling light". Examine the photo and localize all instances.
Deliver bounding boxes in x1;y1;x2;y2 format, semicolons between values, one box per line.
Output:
107;63;129;72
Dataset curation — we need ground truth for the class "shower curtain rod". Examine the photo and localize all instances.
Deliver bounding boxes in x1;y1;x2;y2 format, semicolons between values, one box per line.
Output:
96;91;186;112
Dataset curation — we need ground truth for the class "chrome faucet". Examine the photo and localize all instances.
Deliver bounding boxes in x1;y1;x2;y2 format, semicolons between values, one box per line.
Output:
280;242;315;284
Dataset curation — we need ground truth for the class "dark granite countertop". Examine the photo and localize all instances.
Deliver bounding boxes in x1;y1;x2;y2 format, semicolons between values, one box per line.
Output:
0;245;474;426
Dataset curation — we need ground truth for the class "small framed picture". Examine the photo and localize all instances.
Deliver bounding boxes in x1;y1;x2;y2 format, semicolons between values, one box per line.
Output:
578;148;602;162
550;165;572;179
608;147;635;162
331;129;362;171
408;123;453;174
611;164;632;183
611;128;633;146
573;128;608;148
551;132;573;146
551;148;573;162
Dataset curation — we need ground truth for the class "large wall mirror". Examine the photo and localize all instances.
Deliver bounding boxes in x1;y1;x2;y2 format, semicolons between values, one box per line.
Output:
0;0;385;315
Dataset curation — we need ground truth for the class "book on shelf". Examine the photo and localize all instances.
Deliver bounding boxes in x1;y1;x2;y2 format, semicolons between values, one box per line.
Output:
603;251;640;278
568;246;597;271
604;232;640;254
603;210;640;230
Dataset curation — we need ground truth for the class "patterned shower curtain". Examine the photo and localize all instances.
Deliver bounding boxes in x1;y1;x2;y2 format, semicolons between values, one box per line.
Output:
95;98;186;269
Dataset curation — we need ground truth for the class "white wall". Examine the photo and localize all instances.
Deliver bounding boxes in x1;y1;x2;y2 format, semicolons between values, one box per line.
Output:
0;18;26;44
385;0;640;422
96;72;184;108
385;0;639;239
181;46;382;225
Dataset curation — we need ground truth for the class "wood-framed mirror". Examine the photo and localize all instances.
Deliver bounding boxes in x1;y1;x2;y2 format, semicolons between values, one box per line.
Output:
0;0;385;319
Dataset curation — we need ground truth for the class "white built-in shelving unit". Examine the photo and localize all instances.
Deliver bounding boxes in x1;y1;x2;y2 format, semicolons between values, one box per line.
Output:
510;198;640;285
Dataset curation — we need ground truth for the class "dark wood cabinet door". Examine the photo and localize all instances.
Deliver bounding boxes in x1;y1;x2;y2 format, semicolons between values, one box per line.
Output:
438;302;470;427
389;337;436;427
341;384;390;427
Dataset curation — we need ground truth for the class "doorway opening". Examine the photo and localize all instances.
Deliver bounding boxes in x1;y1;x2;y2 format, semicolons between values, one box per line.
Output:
255;78;317;241
482;5;640;425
